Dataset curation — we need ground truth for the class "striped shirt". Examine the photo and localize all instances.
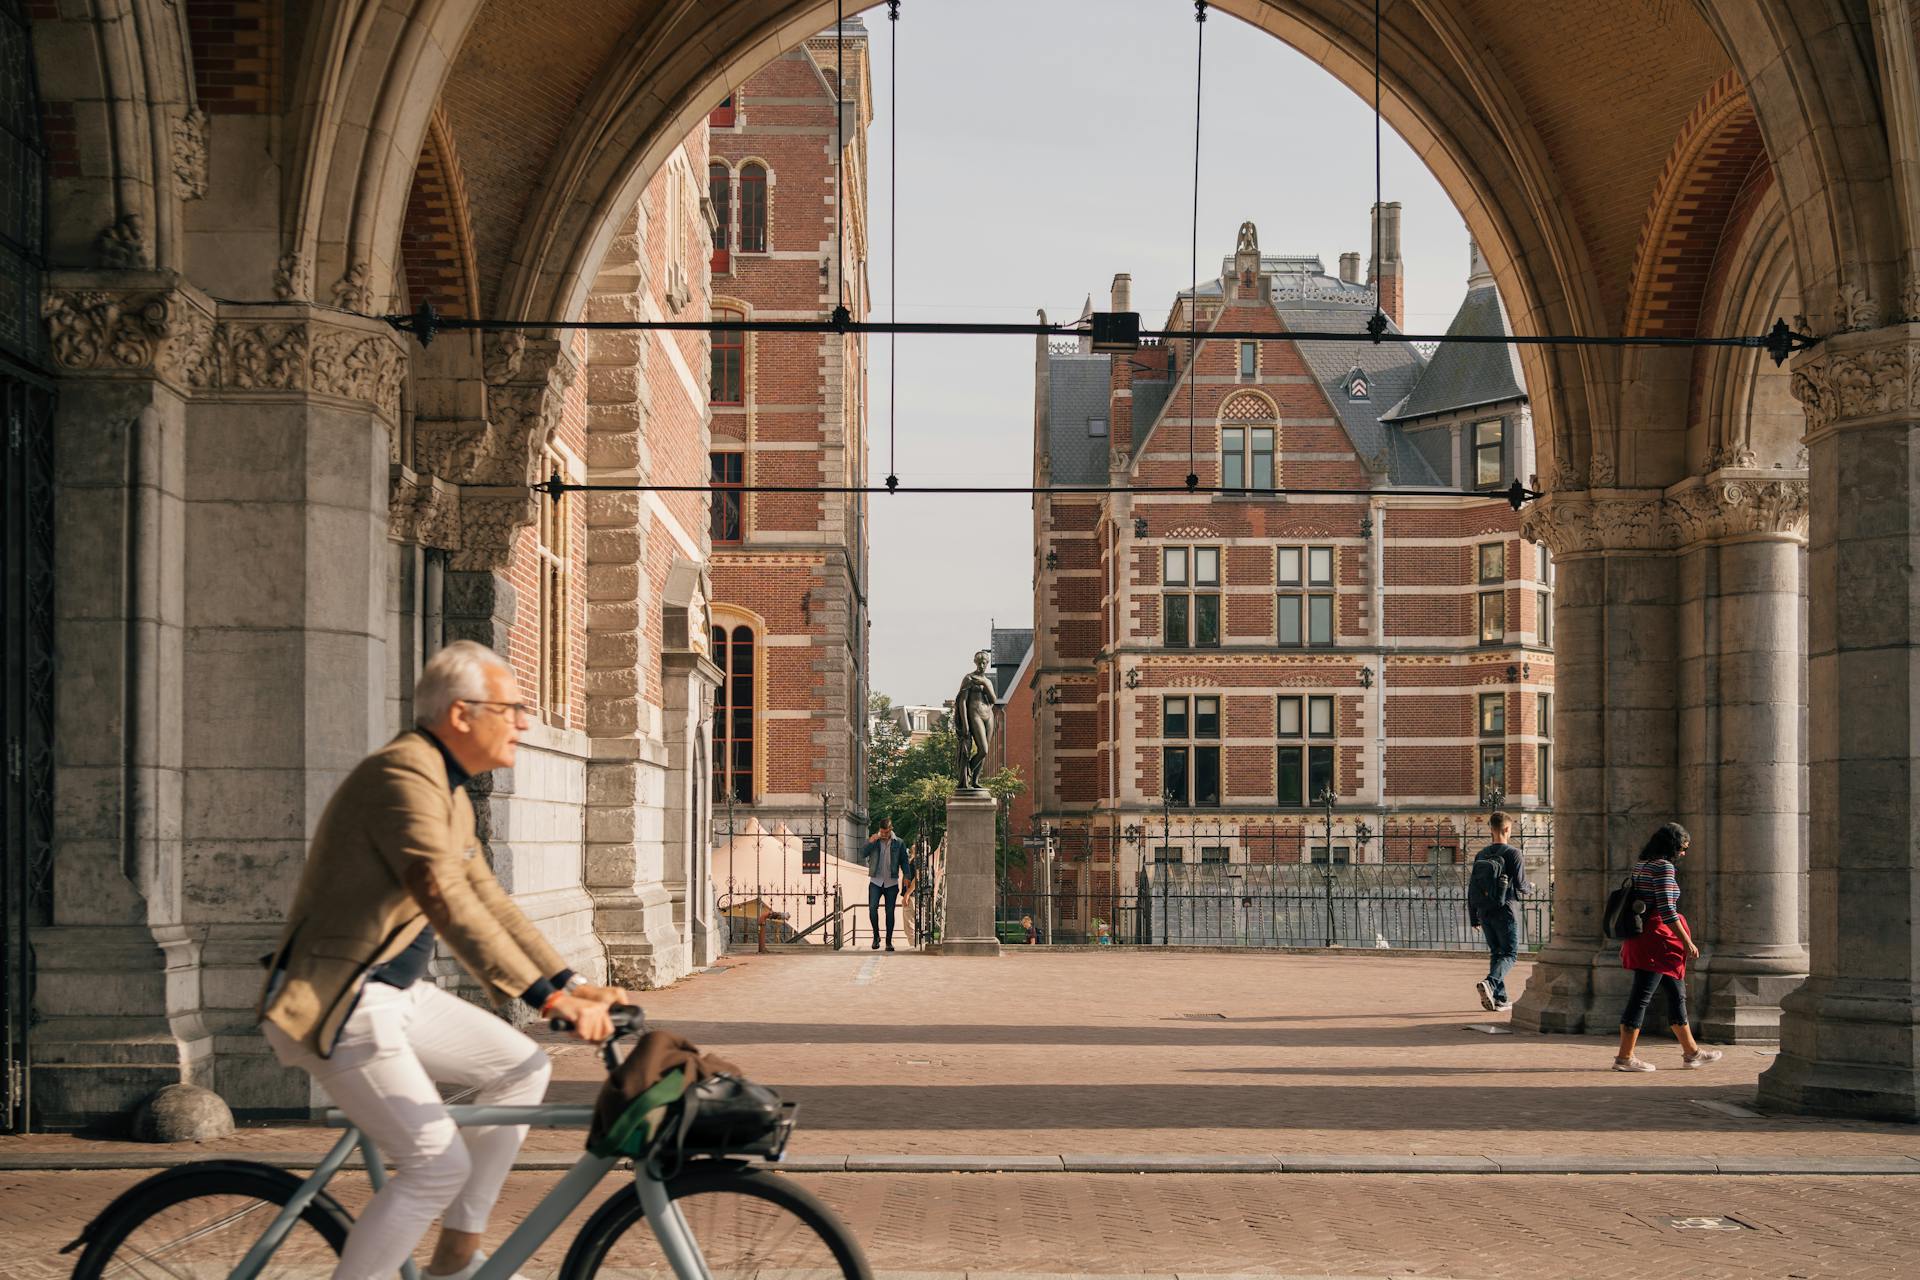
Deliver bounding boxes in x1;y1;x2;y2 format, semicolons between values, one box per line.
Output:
1631;858;1682;927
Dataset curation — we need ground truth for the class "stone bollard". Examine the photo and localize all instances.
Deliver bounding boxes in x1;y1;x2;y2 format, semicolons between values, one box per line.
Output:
130;1083;235;1143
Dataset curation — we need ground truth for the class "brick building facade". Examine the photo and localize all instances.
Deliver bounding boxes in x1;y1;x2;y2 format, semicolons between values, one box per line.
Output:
704;23;872;868
1023;218;1551;904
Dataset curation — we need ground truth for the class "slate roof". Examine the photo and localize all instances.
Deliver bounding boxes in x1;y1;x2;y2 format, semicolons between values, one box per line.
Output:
989;627;1034;699
1380;284;1526;423
1046;353;1113;485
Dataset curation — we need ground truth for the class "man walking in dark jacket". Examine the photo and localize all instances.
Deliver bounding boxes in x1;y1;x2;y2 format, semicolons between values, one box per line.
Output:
859;817;915;951
1467;811;1529;1011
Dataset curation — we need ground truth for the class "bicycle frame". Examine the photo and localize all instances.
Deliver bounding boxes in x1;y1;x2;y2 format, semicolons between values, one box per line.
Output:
225;1104;712;1280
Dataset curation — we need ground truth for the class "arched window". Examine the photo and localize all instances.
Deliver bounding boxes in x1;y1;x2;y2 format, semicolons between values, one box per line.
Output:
712;623;756;803
708;162;732;272
710;305;745;405
1218;393;1276;491
738;163;767;253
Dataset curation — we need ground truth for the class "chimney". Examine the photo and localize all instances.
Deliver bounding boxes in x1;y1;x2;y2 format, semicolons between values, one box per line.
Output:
1339;252;1361;285
1368;201;1404;328
1110;272;1132;314
1467;237;1494;289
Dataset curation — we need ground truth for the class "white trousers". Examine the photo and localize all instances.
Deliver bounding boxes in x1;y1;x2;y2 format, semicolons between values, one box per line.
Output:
264;981;552;1280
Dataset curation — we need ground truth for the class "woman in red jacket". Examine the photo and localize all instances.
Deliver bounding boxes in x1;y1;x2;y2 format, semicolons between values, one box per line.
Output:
1614;822;1724;1073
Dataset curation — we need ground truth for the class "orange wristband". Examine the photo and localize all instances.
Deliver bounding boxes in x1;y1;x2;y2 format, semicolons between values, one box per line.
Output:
540;990;566;1016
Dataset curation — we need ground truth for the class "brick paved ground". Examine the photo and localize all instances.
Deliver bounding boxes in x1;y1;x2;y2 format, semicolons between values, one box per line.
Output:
6;951;1915;1160
8;953;1920;1277
5;1168;1915;1278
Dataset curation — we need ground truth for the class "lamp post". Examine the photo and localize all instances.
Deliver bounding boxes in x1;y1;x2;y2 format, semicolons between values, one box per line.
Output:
1314;782;1337;945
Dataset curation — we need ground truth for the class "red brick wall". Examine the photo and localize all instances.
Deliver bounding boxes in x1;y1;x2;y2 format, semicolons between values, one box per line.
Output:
185;1;279;114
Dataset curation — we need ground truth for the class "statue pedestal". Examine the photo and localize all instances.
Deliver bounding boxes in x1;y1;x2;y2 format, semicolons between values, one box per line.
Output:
936;792;1001;956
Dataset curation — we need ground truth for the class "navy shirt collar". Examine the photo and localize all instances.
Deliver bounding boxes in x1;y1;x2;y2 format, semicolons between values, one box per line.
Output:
419;729;472;792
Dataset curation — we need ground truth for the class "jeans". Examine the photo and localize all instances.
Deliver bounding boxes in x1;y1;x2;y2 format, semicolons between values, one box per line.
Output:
868;881;899;943
262;981;551;1280
1481;910;1519;1004
1620;967;1690;1030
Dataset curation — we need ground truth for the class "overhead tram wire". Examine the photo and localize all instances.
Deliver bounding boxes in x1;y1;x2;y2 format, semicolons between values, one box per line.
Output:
1186;0;1206;492
886;0;899;493
375;0;1822;510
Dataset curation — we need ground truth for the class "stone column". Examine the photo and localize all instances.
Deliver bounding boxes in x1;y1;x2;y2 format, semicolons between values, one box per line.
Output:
1512;490;1678;1034
35;278;405;1121
1761;324;1920;1119
1669;475;1809;1041
939;792;1001;956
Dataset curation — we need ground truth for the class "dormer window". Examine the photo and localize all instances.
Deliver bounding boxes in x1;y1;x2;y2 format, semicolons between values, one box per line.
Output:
1345;368;1369;400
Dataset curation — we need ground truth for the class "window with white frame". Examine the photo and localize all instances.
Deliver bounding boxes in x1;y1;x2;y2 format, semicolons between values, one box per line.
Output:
1278;545;1335;647
1163;694;1221;807
1277;693;1335;807
1473;419;1504;488
1163;545;1221;648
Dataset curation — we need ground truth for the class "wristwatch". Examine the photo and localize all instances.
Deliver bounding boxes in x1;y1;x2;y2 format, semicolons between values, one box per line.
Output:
563;973;590;995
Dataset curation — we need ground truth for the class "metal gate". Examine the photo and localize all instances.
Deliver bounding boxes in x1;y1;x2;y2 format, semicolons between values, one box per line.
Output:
1;0;54;1133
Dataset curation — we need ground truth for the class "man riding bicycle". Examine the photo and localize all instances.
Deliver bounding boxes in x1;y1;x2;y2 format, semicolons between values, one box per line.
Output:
257;640;632;1280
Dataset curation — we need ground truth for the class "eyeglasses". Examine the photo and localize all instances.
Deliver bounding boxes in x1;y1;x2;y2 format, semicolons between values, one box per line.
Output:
461;699;537;724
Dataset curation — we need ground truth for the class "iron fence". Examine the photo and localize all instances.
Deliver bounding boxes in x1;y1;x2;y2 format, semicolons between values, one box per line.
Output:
1000;817;1553;951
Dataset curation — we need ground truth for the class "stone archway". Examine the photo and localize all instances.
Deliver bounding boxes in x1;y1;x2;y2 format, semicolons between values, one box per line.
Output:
21;0;1920;1123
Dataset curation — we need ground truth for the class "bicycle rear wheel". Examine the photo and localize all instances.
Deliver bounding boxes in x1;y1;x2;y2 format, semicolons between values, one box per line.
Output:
69;1160;352;1279
561;1162;870;1279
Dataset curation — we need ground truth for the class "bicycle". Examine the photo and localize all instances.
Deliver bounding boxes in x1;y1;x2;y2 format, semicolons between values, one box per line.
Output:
63;1006;871;1279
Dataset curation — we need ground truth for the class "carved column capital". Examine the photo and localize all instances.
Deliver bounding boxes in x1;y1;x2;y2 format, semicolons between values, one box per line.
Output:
1520;489;1671;556
1665;472;1809;545
41;276;406;425
1789;323;1920;438
387;467;462;549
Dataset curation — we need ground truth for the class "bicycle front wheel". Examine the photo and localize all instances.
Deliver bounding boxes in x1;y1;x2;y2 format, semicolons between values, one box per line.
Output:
561;1163;871;1280
69;1160;352;1279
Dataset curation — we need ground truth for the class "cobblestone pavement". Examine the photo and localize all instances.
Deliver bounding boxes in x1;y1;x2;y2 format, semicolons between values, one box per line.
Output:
6;951;1916;1162
5;1168;1915;1278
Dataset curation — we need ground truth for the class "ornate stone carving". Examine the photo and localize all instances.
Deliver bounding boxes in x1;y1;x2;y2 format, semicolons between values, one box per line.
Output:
1521;491;1669;555
1790;329;1920;433
1666;478;1808;543
449;495;533;572
42;283;405;421
274;253;311;303
1587;447;1617;489
1836;283;1879;333
96;215;149;269
1704;442;1756;471
1900;275;1920;325
171;108;209;201
42;289;172;370
331;261;373;311
221;321;309;390
388;469;461;549
483;332;526;385
1524;480;1809;554
313;327;405;421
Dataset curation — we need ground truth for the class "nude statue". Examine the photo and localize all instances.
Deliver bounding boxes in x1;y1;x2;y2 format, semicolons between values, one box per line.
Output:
953;648;996;793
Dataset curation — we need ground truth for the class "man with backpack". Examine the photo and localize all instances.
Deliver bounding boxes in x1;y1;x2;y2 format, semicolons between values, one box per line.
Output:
1467;811;1530;1011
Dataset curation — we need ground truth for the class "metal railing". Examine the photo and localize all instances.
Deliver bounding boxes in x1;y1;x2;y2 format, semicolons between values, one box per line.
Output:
998;861;1551;952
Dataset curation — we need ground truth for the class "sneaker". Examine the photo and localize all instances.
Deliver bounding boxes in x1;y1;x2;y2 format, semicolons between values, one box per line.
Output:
1474;980;1496;1011
869;938;880;950
1683;1049;1724;1069
428;1251;528;1280
885;942;895;952
1612;1056;1656;1072
1494;1002;1514;1013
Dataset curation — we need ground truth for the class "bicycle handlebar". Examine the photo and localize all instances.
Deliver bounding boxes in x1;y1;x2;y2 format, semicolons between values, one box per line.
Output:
548;1002;646;1035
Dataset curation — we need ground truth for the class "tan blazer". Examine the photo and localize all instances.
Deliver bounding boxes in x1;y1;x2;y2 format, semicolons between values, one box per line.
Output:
256;729;568;1056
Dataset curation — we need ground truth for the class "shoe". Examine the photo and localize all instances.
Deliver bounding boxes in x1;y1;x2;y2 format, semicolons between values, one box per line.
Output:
428;1251;528;1280
1494;1002;1514;1012
1474;980;1496;1011
1683;1049;1724;1069
870;939;880;950
1612;1057;1656;1072
885;942;895;951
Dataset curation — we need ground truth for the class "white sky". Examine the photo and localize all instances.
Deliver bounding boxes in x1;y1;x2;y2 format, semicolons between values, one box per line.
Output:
861;0;1472;706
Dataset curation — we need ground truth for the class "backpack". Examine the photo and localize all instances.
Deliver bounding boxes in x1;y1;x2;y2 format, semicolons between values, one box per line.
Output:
1603;872;1648;940
1467;849;1511;918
